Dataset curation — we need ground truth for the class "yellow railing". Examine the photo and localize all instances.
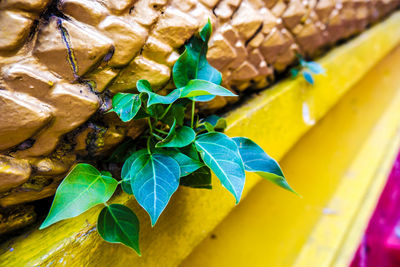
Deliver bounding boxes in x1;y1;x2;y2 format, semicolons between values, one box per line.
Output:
183;41;400;267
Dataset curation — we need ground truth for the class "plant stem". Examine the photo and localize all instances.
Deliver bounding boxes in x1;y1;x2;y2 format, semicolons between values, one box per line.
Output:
154;128;168;135
147;117;153;134
191;100;195;128
195;114;199;128
196;122;205;128
159;103;173;120
152;133;164;140
146;136;151;154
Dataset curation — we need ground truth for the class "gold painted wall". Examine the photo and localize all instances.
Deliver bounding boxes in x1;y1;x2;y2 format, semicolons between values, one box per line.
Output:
1;11;400;266
0;0;399;233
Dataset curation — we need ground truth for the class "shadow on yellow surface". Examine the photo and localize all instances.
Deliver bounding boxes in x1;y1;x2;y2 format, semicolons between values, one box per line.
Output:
181;45;400;267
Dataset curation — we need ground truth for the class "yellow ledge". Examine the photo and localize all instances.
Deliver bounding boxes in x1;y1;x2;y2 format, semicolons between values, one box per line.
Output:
182;39;400;267
2;12;400;267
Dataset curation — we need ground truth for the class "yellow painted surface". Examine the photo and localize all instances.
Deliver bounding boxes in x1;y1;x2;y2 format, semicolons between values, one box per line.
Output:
182;43;400;267
1;12;400;267
332;115;400;267
293;51;400;266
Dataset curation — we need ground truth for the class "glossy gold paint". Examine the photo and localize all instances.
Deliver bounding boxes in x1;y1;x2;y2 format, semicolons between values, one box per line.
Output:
1;11;400;267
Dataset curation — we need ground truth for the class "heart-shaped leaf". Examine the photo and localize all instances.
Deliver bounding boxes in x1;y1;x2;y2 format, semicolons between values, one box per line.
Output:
110;93;142;122
195;132;245;203
156;119;196;148
40;164;118;229
155;149;203;177
179;79;236;98
156;127;196;148
180;166;212;189
173;20;221;88
129;153;180;225
137;80;180;107
232;137;296;194
97;204;140;255
121;149;147;194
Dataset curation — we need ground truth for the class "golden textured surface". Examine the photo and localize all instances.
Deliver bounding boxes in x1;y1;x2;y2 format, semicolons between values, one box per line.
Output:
1;12;400;265
0;0;399;232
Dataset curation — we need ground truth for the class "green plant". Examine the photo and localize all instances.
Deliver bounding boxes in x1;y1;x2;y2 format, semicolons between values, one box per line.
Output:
40;20;295;255
291;55;325;85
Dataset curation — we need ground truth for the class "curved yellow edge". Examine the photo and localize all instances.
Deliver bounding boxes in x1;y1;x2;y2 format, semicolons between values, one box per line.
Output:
1;12;400;267
182;28;400;267
294;52;400;267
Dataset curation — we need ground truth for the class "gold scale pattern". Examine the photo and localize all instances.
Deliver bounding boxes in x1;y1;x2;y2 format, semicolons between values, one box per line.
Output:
0;0;399;233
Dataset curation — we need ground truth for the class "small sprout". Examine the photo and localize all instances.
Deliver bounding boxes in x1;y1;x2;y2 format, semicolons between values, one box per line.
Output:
291;55;325;85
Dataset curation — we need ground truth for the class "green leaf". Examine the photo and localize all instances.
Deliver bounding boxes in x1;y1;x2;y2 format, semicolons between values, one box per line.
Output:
129;153;180;225
147;104;165;119
131;94;152;119
180;79;236;98
133;106;150;120
155;149;203;177
162;105;185;127
137;80;180;107
209;116;227;131
121;180;133;195
40;164;118;229
173;49;196;88
290;68;299;78
97;204;140;255
121;149;147;195
110;93;142;122
161;100;188;127
190;95;216;102
232;137;296;194
121;149;148;180
199;18;212;42
156;119;196;148
180;143;201;161
204;122;215;132
180;166;212;189
199;115;227;132
195;132;245;203
100;171;113;178
173;20;222;88
158;127;195;148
